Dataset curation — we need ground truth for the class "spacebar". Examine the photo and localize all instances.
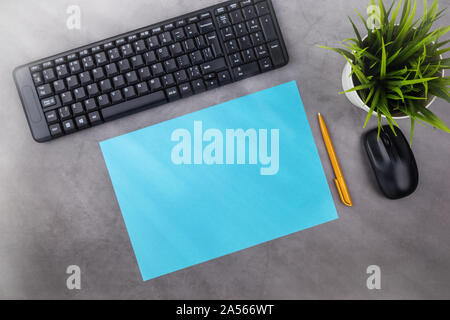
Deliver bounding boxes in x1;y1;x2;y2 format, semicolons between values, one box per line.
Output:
101;91;167;121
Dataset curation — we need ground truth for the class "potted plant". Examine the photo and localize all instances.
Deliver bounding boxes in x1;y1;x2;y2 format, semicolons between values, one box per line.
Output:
321;0;450;140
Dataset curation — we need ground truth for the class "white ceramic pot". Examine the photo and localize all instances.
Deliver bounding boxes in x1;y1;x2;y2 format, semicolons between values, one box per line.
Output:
341;61;443;120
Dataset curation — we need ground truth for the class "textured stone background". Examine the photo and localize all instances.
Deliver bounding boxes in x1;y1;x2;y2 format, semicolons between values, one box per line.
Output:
0;0;449;299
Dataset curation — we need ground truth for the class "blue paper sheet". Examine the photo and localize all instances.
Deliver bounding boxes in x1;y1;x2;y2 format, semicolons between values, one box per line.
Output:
100;81;338;281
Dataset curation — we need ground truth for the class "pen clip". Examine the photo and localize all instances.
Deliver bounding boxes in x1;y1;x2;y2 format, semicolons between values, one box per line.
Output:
334;178;353;207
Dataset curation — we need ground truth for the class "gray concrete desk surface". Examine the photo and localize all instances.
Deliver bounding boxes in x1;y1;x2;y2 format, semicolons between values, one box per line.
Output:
0;0;449;299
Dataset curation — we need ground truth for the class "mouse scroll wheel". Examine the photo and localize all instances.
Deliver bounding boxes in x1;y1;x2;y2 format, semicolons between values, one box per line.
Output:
382;135;391;147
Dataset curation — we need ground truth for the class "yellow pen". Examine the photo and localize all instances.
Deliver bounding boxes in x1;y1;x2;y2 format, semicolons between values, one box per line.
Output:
318;113;353;207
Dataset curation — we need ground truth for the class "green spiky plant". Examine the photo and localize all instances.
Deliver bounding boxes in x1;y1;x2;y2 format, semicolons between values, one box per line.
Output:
320;0;450;141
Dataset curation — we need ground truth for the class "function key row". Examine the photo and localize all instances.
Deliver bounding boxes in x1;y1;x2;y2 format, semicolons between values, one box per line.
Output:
214;0;266;15
29;11;214;73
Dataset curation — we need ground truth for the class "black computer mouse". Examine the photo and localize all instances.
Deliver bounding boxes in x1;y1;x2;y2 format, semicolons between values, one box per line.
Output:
364;125;419;199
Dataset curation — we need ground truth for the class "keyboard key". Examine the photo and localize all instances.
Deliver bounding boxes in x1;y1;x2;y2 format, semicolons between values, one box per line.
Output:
118;59;132;73
174;70;188;83
177;55;191;68
255;1;270;16
268;41;285;66
136;82;150;96
108;48;121;62
79;71;93;86
227;3;239;11
30;65;42;73
232;61;260;80
260;15;277;41
238;35;252;50
188;16;199;24
100;79;113;93
60;91;74;105
49;123;63;137
66;75;79;90
157;46;171;60
148;78;163;91
97;94;110;108
251;31;265;45
101;91;167;121
221;27;234;41
205;78;219;90
42;61;54;69
169;42;184;57
86;83;100;97
206;32;224;57
240;0;253;7
191;79;206;93
94;52;108;66
185;24;199;37
162;74;176;87
215;7;227;15
218;70;232;84
58;106;72;120
75;115;89;129
84;98;98;112
82;56;95;70
259;57;273;71
41;96;57;109
110;90;124;104
166;87;180;101
133;40;147;54
69;60;82;74
229;10;244;24
88;111;103;125
123;86;137;100
183;39;196;52
43;68;56;82
56;64;69;78
138;67;152;81
143;51;157;66
131;55;145;69
113;75;126;89
71;102;85;115
32;72;44;85
73;87;87;101
121;44;134;57
45;110;58;124
234;23;248;37
255;44;269;58
179;83;193;97
53;79;66;94
200;12;211;20
164;59;178;73
105;63;119;77
62;119;76;133
172;28;186;41
190;51;204;65
147;36;160;49
187;66;202;79
247;19;261;32
242;48;256;62
225;40;239;54
125;71;139;85
198;19;215;34
159;32;173;45
92;67;106;81
217;14;231;28
37;84;53;98
79;49;90;57
200;57;227;74
151;63;164;76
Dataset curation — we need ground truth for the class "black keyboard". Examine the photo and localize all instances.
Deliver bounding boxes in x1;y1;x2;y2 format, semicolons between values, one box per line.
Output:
13;0;289;142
